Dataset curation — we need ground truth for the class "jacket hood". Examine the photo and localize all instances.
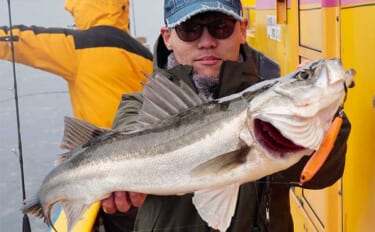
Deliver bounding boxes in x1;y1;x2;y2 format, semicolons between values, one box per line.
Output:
64;0;130;32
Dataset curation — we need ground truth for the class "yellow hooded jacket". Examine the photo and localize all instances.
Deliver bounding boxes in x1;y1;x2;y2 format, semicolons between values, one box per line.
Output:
0;0;153;128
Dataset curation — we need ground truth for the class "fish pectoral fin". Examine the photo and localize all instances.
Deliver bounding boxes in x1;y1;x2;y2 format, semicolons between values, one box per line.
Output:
240;127;254;146
190;146;250;176
61;200;92;232
61;116;112;151
192;183;240;232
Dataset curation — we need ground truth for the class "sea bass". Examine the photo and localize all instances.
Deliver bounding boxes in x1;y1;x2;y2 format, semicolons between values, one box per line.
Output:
23;58;354;232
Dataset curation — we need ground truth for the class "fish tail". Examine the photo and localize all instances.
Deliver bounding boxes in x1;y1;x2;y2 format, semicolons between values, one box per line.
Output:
22;197;54;229
22;197;43;218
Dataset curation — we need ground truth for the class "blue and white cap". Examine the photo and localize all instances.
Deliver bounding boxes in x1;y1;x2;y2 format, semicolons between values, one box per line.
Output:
164;0;243;28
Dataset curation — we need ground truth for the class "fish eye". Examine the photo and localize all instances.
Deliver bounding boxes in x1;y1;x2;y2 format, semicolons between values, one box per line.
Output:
296;70;312;80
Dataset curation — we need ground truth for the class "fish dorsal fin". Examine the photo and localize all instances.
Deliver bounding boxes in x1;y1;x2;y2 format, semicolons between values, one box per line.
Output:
193;183;240;232
138;71;208;127
60;116;110;151
54;151;72;166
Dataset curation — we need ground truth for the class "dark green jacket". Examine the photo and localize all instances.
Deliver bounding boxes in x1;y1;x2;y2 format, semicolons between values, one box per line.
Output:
112;36;351;232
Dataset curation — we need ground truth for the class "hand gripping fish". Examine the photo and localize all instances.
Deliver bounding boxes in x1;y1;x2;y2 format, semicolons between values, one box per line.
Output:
22;58;354;232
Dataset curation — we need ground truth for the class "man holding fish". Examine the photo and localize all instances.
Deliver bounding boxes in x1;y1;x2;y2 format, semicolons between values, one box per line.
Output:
19;0;354;231
99;0;352;231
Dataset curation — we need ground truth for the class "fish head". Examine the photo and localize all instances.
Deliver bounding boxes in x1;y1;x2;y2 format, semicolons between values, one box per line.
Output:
247;58;354;158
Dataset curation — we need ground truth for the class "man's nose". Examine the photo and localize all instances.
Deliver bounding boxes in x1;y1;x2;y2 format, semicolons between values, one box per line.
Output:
197;27;217;48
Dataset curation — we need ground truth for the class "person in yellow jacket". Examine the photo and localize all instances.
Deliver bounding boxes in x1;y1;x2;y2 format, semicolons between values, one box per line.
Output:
0;0;153;129
0;0;153;231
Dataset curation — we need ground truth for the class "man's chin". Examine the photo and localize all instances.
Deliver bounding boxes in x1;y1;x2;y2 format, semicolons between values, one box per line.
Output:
193;68;220;78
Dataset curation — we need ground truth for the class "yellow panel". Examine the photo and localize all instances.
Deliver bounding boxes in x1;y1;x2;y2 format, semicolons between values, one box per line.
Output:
298;46;322;60
242;0;256;37
325;181;343;232
290;181;342;232
246;8;292;74
52;202;100;232
290;189;319;232
322;7;340;57
276;0;287;24
244;0;300;74
241;0;255;6
341;4;375;232
242;0;375;231
299;9;322;50
302;189;327;227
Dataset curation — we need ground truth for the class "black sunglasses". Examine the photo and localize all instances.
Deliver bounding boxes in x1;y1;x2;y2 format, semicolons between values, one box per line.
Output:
175;17;237;42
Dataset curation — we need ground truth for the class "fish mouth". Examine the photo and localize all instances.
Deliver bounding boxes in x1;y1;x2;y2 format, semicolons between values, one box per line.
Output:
254;119;305;155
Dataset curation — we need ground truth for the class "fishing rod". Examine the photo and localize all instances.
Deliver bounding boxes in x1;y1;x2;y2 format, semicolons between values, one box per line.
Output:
4;0;32;231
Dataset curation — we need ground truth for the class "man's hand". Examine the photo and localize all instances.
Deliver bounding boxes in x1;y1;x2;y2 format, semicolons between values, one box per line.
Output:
101;191;147;214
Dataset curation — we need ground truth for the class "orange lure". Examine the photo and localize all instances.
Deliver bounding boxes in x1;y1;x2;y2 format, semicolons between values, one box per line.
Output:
300;115;343;184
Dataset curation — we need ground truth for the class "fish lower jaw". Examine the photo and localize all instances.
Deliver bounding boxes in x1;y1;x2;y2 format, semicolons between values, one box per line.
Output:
253;118;306;157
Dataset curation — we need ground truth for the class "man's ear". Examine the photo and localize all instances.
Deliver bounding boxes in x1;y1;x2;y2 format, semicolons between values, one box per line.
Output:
239;19;248;44
161;26;173;50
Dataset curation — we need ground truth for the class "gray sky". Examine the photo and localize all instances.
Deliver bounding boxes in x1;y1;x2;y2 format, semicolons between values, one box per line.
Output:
130;0;164;46
0;0;164;48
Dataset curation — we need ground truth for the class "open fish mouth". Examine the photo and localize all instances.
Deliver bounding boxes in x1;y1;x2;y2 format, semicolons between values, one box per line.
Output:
254;118;305;155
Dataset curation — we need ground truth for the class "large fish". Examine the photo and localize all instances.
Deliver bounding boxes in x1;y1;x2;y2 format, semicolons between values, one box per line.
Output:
23;58;354;232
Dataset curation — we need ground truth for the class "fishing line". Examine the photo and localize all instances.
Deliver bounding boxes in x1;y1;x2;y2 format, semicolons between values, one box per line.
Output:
0;90;68;104
5;0;31;231
255;180;303;187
